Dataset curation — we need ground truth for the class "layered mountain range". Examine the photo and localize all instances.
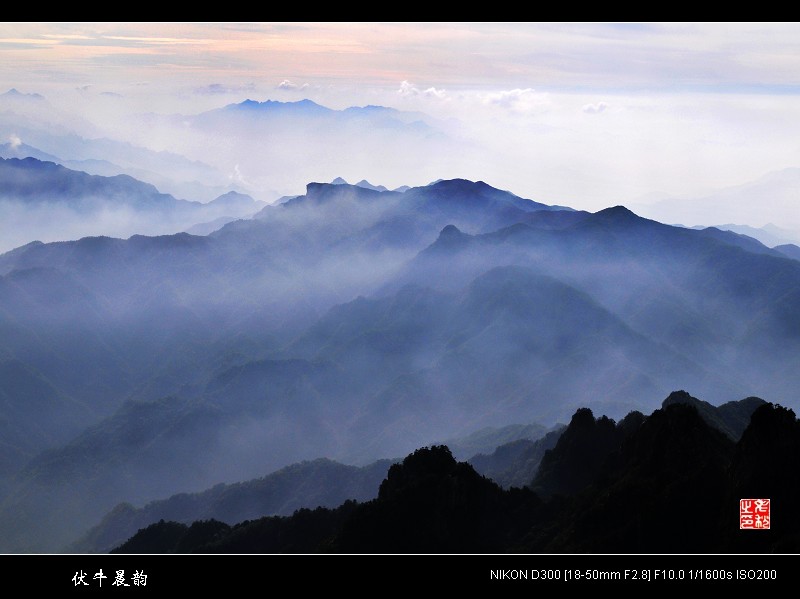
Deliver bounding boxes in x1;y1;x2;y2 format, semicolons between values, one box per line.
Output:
73;391;765;553
110;393;799;554
0;157;265;252
1;171;799;552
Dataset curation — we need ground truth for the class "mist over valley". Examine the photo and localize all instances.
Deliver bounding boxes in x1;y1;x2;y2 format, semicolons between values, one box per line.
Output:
2;22;800;554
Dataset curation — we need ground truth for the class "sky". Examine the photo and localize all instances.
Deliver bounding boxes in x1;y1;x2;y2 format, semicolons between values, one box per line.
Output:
2;22;800;221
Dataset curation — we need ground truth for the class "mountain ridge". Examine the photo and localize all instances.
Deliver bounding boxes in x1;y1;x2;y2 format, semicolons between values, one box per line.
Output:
2;177;800;552
0;156;266;253
108;397;800;553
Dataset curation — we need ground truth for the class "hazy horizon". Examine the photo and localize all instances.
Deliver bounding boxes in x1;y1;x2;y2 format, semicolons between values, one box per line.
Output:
2;22;800;237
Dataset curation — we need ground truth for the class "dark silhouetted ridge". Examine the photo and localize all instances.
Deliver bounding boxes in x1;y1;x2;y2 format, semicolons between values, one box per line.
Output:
727;403;800;551
333;445;541;553
110;395;800;554
531;408;624;499
663;390;766;440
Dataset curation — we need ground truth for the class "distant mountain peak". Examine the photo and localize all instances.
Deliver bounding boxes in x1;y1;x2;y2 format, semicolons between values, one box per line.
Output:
774;244;800;261
584;205;654;229
429;178;486;191
595;205;638;218
1;88;45;100
439;224;465;239
0;142;61;163
354;179;388;192
426;178;510;193
330;177;387;192
425;224;472;253
208;190;259;208
229;98;329;113
663;389;695;404
343;104;399;114
210;190;253;200
299;181;385;205
420;179;492;200
661;390;767;441
294;98;324;108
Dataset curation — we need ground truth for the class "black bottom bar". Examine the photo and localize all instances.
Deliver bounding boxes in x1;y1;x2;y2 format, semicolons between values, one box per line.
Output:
5;553;794;594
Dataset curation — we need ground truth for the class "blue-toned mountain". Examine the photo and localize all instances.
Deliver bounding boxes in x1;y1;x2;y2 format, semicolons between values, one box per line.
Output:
1;178;800;552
